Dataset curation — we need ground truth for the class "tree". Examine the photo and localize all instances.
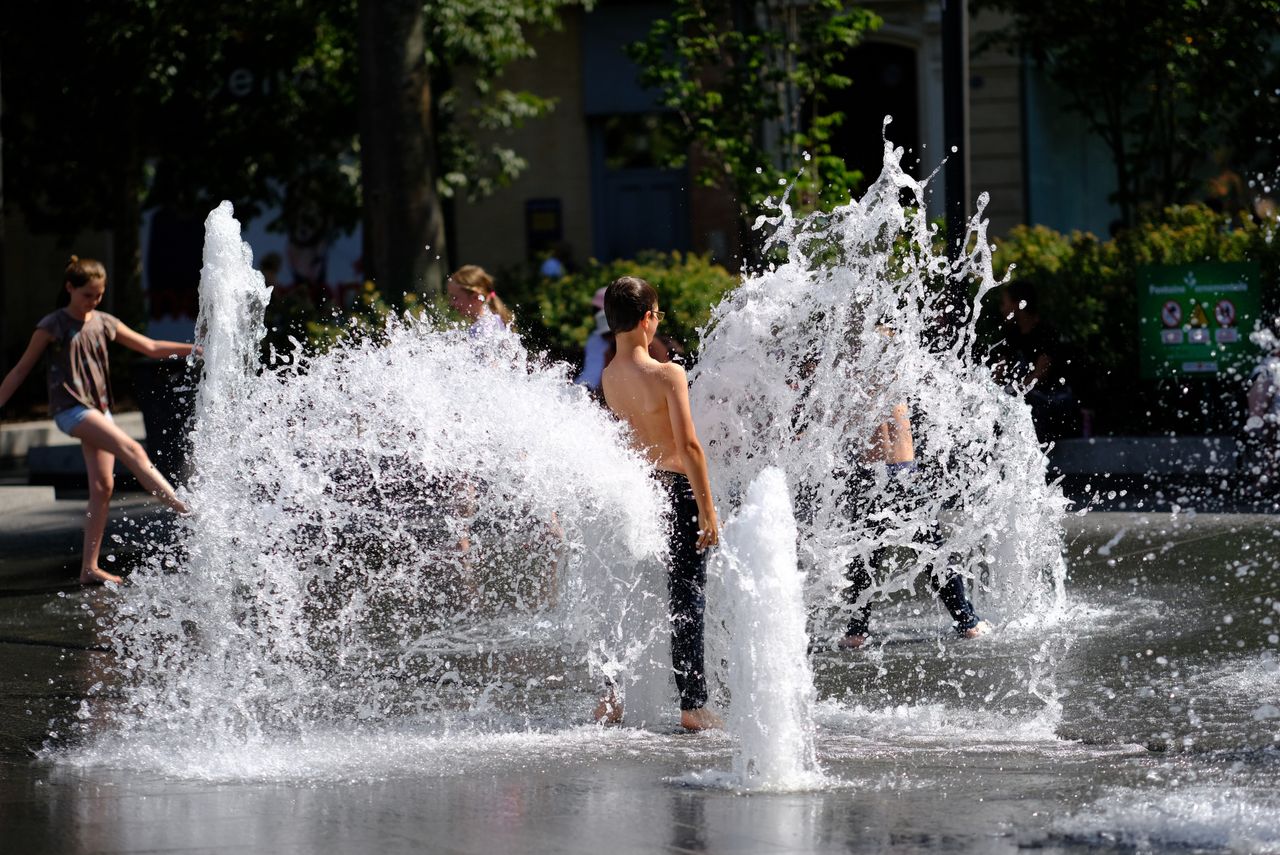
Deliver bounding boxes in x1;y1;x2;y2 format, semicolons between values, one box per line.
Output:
628;0;881;258
975;0;1280;227
1;0;360;325
360;0;588;300
2;0;585;321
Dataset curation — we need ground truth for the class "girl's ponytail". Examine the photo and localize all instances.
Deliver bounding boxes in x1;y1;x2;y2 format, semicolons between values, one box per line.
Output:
487;290;514;328
450;264;515;328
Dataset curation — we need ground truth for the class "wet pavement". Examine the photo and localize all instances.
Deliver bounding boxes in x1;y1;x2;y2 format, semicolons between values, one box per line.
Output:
1;506;1278;854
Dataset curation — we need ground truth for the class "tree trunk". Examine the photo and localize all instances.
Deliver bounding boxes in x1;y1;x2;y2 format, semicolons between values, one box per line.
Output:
358;0;447;303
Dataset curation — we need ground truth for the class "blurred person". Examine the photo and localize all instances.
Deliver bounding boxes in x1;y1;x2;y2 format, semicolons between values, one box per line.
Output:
839;399;990;649
990;281;1082;443
539;241;577;279
0;257;195;585
444;265;520;595
1244;320;1280;491
575;287;611;390
447;265;514;339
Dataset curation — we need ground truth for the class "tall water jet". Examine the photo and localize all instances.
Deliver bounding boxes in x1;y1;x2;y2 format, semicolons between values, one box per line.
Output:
718;467;824;791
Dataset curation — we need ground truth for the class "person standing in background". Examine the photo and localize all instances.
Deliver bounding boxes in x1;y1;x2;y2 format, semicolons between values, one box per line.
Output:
575;287;611;390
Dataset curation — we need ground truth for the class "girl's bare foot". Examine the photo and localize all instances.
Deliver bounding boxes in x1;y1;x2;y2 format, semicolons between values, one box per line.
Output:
680;707;723;731
837;633;867;650
80;566;123;586
960;620;991;639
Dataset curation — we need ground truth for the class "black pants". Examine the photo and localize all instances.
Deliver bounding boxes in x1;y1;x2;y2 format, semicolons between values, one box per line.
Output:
660;472;708;711
842;464;979;637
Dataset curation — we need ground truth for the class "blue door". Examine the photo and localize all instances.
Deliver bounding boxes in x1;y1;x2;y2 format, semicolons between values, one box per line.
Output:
590;115;690;261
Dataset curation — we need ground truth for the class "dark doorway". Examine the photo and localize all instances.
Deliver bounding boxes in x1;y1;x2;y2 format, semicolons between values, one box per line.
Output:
826;42;921;190
590;113;690;261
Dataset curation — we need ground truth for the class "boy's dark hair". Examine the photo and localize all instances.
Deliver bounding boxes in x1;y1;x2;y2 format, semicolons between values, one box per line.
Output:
604;276;658;333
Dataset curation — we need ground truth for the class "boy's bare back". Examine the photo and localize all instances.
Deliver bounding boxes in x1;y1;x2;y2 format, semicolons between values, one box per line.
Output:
602;348;690;473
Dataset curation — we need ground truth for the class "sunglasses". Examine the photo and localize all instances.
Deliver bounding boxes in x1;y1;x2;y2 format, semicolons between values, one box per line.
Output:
650;309;666;322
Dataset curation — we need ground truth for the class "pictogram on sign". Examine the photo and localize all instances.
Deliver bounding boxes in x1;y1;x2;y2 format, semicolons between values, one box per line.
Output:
1214;299;1236;327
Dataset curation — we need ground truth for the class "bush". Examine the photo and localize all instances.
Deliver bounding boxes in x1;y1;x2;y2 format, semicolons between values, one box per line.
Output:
273;253;739;372
989;204;1280;433
500;251;740;363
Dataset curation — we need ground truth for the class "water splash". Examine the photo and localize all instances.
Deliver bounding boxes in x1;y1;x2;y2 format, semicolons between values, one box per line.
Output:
65;136;1070;779
83;203;673;768
693;137;1067;663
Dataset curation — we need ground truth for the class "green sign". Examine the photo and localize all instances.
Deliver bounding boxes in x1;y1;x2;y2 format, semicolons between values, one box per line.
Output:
1137;262;1261;379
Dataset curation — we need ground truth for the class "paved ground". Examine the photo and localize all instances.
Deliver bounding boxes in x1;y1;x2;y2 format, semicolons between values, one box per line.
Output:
1;474;1277;855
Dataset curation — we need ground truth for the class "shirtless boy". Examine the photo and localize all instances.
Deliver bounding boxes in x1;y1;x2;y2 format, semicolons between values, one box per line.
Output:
598;276;722;731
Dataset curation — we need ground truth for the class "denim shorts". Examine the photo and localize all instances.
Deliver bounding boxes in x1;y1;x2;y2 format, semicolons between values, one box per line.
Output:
53;405;111;436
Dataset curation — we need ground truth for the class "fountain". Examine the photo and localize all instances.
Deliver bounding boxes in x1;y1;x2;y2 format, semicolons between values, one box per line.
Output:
692;136;1067;668
0;138;1267;853
65;135;1073;780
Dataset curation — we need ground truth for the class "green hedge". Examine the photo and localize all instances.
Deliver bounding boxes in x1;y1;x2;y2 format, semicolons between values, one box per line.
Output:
989;204;1280;432
280;252;739;369
500;251;740;362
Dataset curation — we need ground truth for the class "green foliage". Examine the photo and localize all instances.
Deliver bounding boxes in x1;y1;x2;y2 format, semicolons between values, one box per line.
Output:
432;0;592;201
2;0;362;234
1;0;590;293
271;252;737;371
628;0;882;249
988;204;1280;430
975;0;1280;226
501;252;740;361
262;281;431;366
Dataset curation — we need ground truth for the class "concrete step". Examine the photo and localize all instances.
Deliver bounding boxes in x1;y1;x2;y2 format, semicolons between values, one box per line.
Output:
1;413;150;485
0;486;56;516
1048;435;1241;476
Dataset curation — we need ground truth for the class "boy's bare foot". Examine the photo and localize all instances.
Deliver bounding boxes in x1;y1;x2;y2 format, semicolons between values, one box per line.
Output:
593;697;623;725
80;566;123;586
960;620;991;639
680;707;723;731
837;633;868;650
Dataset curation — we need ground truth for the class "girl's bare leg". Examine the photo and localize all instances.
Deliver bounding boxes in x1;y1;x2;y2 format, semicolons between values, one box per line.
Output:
79;440;122;585
71;411;189;514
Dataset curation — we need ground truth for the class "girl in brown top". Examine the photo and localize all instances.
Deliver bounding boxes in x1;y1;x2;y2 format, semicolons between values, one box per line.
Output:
0;257;195;585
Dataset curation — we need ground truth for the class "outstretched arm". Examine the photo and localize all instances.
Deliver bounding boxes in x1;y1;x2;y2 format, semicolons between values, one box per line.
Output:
0;330;53;410
664;364;719;550
115;323;196;359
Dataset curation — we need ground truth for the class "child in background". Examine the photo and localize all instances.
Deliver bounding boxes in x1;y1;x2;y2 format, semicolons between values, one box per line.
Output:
840;399;990;649
447;265;513;339
0;257;195;585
